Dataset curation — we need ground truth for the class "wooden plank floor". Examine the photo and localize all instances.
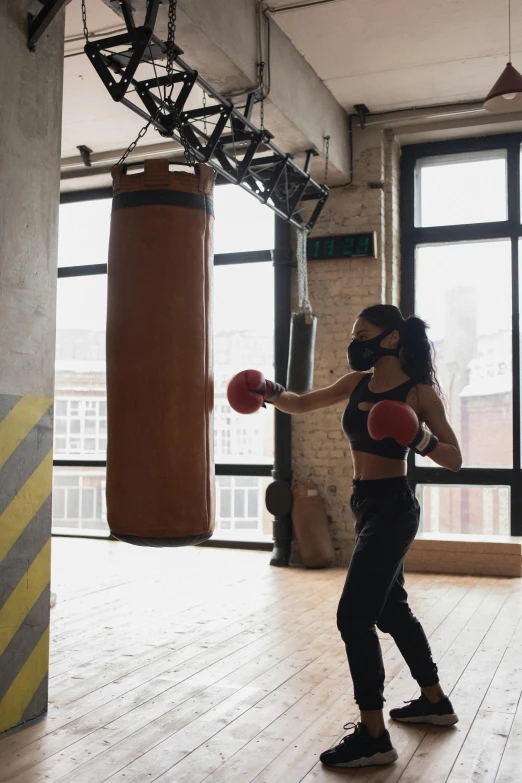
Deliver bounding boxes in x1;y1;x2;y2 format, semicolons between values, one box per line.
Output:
1;538;521;783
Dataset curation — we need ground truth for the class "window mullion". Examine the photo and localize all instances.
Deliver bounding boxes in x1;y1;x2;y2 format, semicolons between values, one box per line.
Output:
507;142;522;533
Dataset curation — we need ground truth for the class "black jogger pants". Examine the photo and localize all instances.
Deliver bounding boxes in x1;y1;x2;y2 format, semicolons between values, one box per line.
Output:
336;476;439;711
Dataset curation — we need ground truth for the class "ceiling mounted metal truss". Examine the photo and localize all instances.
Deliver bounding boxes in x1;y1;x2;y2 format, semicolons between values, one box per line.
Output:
29;0;329;229
84;0;161;101
96;33;329;228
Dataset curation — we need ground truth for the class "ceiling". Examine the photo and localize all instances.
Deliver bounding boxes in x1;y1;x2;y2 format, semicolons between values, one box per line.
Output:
61;0;522;164
62;0;148;159
270;0;520;112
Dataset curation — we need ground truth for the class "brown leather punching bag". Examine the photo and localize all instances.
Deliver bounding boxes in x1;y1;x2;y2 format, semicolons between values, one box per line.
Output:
106;159;216;546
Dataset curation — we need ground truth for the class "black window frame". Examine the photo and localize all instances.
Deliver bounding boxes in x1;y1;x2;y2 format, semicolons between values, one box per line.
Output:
53;184;291;545
401;132;522;536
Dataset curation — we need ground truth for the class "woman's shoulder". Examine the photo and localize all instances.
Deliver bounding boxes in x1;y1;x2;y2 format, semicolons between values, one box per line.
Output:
334;371;369;395
412;383;439;400
406;382;440;413
342;371;373;393
347;371;371;389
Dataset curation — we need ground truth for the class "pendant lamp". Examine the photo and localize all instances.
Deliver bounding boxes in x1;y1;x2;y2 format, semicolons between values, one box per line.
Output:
484;0;522;111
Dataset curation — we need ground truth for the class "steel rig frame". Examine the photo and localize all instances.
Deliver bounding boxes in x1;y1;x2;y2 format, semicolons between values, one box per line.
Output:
30;0;329;230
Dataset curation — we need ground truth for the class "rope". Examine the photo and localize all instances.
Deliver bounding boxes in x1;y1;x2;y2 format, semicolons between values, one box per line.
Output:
323;135;330;186
296;226;312;314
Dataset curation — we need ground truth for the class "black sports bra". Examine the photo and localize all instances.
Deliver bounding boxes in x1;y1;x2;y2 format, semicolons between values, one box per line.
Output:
342;374;417;460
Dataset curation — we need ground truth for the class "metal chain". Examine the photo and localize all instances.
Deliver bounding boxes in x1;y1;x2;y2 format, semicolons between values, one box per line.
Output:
166;0;177;82
323;135;330;186
115;0;195;168
296;226;311;313
202;90;208;137
81;0;89;42
116;113;159;167
259;61;265;132
164;0;196;165
176;116;197;165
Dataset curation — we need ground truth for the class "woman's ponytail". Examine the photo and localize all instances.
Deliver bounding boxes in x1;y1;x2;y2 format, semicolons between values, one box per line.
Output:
399;315;442;395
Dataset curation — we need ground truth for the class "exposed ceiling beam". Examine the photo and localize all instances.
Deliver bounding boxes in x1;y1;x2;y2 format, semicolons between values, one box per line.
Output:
100;0;351;184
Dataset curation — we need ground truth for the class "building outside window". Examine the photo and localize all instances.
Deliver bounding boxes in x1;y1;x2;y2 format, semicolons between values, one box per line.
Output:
53;469;107;532
54;399;107;457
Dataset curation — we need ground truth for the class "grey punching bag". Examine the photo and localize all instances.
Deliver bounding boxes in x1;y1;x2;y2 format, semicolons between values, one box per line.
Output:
287;310;317;393
286;228;317;393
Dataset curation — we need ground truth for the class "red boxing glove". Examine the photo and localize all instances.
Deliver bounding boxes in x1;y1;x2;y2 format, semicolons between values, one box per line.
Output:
227;370;285;415
367;400;438;456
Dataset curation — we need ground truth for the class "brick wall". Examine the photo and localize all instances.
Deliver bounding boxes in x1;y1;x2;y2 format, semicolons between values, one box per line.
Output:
290;128;401;566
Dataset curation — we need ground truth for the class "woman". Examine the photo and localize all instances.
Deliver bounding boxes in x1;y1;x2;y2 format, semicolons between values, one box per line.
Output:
230;304;462;769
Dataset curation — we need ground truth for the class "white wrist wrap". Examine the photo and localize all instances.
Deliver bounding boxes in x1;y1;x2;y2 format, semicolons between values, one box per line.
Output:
413;426;438;457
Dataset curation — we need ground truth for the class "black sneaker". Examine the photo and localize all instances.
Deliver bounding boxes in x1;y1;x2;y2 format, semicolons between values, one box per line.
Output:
320;722;398;768
390;693;459;726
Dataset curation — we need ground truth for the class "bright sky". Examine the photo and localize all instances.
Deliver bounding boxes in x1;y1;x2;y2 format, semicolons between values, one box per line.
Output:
415;151;513;341
56;184;275;332
56;153;515;343
417;151;507;227
416;240;512;341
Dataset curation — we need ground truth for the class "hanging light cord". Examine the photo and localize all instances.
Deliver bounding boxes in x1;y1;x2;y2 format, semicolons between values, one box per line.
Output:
509;0;512;62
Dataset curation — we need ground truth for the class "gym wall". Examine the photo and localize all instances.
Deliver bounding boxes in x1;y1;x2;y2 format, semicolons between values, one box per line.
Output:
291;128;402;567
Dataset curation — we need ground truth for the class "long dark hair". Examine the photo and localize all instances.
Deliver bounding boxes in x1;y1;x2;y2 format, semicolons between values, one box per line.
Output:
358;304;443;396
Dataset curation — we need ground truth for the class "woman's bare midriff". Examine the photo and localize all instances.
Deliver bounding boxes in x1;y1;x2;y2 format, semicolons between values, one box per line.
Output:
352;450;407;481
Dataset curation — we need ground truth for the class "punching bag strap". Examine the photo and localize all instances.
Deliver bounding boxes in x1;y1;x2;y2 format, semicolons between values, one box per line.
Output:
144;158;170;189
112;165;124;195
197;164;217;196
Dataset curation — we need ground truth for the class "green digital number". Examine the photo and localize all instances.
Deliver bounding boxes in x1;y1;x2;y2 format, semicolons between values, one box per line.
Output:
356;236;370;255
343;237;355;257
309;235;372;260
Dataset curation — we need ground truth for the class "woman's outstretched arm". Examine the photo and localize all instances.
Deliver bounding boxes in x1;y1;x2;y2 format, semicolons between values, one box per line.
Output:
274;372;365;415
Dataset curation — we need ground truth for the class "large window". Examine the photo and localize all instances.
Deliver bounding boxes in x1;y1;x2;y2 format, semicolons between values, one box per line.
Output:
53;182;277;542
214;263;274;465
415;240;513;469
401;135;522;536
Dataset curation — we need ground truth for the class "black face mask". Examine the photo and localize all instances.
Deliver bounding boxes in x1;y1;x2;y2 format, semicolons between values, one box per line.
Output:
347;327;399;371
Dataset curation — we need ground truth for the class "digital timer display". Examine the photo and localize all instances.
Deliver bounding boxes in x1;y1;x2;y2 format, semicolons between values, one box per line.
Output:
307;233;376;260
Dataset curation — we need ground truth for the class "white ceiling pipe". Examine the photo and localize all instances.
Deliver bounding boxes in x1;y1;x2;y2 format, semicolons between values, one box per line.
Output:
361;101;486;128
61;139;184;174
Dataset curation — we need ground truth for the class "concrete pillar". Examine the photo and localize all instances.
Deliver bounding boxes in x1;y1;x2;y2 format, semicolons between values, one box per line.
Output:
0;1;64;734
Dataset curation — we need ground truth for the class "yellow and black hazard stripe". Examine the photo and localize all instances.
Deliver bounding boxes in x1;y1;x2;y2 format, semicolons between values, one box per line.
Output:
0;394;53;735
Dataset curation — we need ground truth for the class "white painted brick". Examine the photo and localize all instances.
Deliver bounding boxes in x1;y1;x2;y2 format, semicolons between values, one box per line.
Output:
290;128;400;568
